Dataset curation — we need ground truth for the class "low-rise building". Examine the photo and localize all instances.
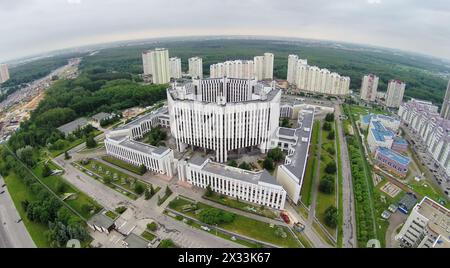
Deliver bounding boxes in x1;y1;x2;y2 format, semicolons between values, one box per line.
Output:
87;213;115;234
396;197;449;248
374;147;411;177
367;120;395;152
178;156;287;210
57;117;90;136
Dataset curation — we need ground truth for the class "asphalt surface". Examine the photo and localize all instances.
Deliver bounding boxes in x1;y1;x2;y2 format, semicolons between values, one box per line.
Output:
0;175;36;248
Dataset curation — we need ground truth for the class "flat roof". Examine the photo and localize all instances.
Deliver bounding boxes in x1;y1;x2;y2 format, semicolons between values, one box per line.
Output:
119;138;169;156
197;160;281;187
57;117;89;135
116;107;167;130
377;147;411;165
278;127;296;137
87;213;115;229
92;112;112;121
283;108;315;180
188;156;208;166
123;233;149;248
416;197;450;239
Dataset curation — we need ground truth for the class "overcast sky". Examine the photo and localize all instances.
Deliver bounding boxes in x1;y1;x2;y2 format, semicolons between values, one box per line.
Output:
1;0;450;62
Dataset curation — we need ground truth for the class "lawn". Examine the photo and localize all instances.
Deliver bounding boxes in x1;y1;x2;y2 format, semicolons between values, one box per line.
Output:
102;155;144;175
314;122;337;236
34;161;102;219
105;211;118;219
168;197;300;248
203;192;278;219
300;120;321;206
4;173;51;248
335;120;344;247
406;179;450;209
141;231;156;241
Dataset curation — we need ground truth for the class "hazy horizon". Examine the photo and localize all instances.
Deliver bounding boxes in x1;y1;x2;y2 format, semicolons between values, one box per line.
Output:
1;0;450;63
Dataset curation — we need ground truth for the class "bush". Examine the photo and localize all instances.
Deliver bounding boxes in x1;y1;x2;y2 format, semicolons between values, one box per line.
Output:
263;157;274;171
134;183;145;195
325;162;337;174
238;161;251;171
322;122;332;131
325;113;334;122
324;206;338;228
198;208;235;225
227;160;237;167
42;163;52;177
268;148;283;162
319;176;335;194
327;130;335;140
85;135;97;148
115;206;127;214
147;222;158;231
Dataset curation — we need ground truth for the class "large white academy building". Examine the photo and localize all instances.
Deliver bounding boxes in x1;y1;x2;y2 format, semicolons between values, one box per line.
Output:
287;55;350;96
209;53;274;80
167;77;281;163
178;156;287;209
104;106;174;177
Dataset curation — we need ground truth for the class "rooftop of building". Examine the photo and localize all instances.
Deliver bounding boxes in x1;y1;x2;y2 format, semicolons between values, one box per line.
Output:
92;112;112;122
115;106;167;130
278;127;296;137
376;147;411;166
87;213;115;229
282;108;315;180
119;138;170;156
416;197;450;239
393;137;408;145
188;157;281;187
57;117;89;135
123;233;149;248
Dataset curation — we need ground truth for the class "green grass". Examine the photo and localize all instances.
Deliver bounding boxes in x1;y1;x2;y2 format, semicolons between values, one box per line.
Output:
313;221;336;247
203;192;278;219
315;122;337;236
4;173;51;247
300;120;321;206
335;120;344;247
141;231;156;241
157;189;173;206
168;197;300;248
101;155;144;175
406;179;450;209
34;161;102;219
105;211;118;219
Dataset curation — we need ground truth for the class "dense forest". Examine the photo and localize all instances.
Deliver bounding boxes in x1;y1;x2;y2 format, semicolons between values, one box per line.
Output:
80;39;449;106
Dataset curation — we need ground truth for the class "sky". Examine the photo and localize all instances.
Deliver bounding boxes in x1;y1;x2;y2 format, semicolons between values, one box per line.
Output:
1;0;450;62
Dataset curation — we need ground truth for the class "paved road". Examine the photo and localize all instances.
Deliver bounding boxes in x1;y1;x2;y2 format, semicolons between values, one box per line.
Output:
53;148;241;248
0;175;36;248
335;104;357;248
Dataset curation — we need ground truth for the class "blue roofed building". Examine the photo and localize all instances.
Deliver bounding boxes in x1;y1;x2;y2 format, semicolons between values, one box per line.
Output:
367;119;396;152
374;147;411;177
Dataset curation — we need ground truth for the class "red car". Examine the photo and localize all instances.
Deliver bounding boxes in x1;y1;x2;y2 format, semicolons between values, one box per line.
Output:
280;211;290;224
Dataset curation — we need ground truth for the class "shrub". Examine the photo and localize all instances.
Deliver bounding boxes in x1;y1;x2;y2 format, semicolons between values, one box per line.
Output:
198;208;235;225
147;222;158;231
325;162;337;174
324;206;338;228
319;176;335;194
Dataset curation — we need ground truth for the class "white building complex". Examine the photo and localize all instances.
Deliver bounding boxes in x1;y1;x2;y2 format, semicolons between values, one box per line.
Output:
398;99;450;178
275;108;315;204
142;48;170;84
286;55;350;96
104;106;174;177
0;63;9;84
188;57;203;78
396;197;449;248
254;53;274;80
178;156;287;209
360;74;379;102
167;77;281;163
386;80;406;108
440;79;450;120
169;57;182;79
209;53;274;81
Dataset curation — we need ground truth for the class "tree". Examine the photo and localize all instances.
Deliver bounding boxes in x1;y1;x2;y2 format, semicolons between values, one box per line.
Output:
139;164;147;175
165;185;172;196
322;122;332;131
158;239;177;248
263;157;274;171
134;183;145;195
280;117;290;127
42;163;52;177
238;161;251;171
268;148;283;162
227;160;237;167
85;135;97;148
199;208;235;225
16;146;35;167
150;185;155;196
325;113;335;122
324;206;338;228
319;176;335;194
325;162;337;174
327;130;335;140
64;151;71;160
147;222;158;231
205;184;214;197
144;188;151;200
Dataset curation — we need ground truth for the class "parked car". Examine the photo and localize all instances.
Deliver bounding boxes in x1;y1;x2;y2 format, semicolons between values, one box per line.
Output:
280;211;290;224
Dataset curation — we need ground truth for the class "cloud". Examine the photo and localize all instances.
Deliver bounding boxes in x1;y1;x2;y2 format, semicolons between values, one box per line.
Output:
0;0;449;62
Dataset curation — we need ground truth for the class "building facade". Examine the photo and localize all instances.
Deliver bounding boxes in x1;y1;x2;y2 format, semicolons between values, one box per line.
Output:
254;53;274;80
440;79;450;120
210;60;255;80
178;157;287;209
0;64;9;84
374;147;410;177
360;74;379;102
169;57;182;79
142;48;170;84
287;54;350;96
167;77;281;163
396;197;449;248
188;57;203;78
386;80;406;108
